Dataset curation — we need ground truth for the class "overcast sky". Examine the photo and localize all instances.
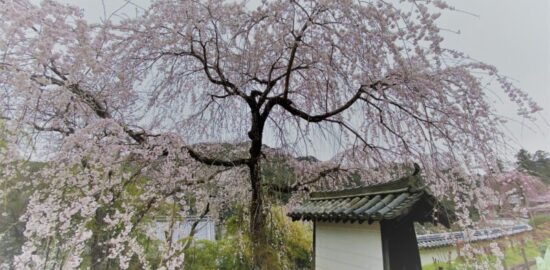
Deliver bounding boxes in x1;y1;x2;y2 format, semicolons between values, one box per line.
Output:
437;0;550;158
45;0;550;160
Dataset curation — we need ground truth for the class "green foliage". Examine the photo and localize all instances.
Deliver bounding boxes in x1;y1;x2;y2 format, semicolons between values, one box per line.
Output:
502;240;540;267
516;149;550;185
262;156;297;203
529;214;550;227
0;161;45;266
266;207;313;269
185;208;253;270
184;206;312;270
0;182;29;266
185;238;252;270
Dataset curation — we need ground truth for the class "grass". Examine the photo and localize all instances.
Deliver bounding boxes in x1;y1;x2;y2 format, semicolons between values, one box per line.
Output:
503;240;540;267
530;214;550;227
422;240;541;269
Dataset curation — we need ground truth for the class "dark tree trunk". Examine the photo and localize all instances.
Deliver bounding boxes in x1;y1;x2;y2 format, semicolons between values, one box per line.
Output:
249;157;268;269
248;105;269;269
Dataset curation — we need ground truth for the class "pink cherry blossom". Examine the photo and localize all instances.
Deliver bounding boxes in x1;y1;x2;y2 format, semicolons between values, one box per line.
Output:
0;0;541;268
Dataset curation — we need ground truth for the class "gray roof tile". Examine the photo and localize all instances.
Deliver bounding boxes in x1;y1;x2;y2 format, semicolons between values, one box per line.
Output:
287;165;455;227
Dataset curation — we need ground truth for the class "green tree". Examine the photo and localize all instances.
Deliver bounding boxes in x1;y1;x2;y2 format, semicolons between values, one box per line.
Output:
0;156;45;267
184;206;312;270
516;149;550;184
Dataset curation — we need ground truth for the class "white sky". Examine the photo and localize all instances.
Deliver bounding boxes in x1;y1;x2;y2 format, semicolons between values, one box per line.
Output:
42;0;550;160
437;0;550;158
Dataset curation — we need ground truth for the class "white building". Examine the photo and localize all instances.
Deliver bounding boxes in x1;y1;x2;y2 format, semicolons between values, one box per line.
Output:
153;216;216;242
288;165;454;270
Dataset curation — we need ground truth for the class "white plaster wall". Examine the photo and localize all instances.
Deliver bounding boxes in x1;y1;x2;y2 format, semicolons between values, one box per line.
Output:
154;218;216;242
315;222;384;270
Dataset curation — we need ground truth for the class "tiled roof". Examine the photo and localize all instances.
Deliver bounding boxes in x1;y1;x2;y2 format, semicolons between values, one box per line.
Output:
417;224;532;248
288;165;454;227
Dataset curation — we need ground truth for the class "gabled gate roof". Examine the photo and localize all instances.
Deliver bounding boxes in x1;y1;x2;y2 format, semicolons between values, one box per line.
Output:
287;165;455;228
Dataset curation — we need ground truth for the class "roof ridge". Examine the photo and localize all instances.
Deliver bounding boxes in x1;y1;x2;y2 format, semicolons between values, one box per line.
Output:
288;164;455;227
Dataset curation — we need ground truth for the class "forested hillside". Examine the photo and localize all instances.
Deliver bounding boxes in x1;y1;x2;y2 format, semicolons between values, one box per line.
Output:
517;149;550;185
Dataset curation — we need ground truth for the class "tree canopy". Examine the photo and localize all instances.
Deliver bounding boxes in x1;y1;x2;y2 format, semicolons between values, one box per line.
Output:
516;149;550;185
0;0;541;269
